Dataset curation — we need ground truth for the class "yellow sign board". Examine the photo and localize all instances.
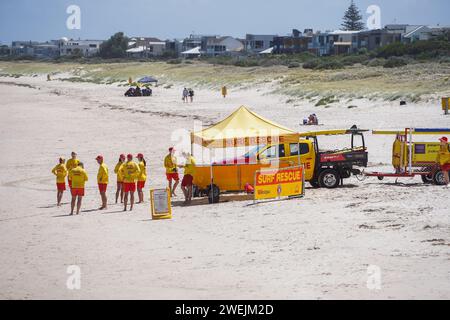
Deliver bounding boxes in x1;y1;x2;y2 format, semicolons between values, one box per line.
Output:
442;97;450;112
254;166;304;201
150;188;172;220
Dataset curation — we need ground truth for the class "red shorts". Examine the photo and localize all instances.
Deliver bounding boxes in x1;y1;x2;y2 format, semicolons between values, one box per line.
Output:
137;181;146;190
98;183;107;193
181;174;194;187
57;183;66;191
68;179;72;188
166;173;180;182
441;164;450;171
123;182;136;193
71;188;85;197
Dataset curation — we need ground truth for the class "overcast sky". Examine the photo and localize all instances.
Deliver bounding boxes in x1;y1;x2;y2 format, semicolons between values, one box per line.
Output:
1;0;449;44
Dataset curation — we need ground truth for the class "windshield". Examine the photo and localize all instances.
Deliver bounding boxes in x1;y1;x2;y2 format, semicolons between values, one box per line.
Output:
243;145;265;158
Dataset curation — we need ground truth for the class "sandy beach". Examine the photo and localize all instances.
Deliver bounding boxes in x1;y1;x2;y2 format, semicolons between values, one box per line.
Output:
0;72;449;300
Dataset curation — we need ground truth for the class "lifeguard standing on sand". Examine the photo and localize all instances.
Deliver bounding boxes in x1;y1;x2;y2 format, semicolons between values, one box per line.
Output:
68;162;88;215
114;154;126;204
66;152;79;189
180;152;196;205
121;154;140;212
438;137;450;185
51;157;68;206
164;147;179;197
96;155;109;210
136;153;147;204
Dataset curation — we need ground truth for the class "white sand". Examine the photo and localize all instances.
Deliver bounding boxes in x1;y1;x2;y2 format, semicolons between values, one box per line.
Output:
0;75;449;299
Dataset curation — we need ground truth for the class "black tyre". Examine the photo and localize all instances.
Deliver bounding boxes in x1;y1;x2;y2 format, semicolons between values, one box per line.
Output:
309;179;320;188
421;174;433;184
433;170;448;185
206;184;220;204
319;169;340;188
377;176;384;181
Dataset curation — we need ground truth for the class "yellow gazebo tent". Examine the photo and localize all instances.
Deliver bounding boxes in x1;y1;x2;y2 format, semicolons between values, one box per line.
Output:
191;106;299;148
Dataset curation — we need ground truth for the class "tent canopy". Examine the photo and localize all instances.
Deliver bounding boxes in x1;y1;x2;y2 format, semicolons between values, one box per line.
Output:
181;46;201;55
137;76;158;83
191;106;299;148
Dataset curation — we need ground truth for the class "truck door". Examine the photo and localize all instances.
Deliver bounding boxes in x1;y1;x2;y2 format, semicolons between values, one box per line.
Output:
288;141;315;180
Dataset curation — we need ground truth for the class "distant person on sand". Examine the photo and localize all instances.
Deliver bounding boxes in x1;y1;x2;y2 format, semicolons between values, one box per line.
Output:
221;86;227;98
136;153;147;204
164;147;179;197
66;152;80;190
114;154;126;204
120;154;140;212
179;152;196;205
68;162;88;215
182;88;189;103
51;157;68;206
438;137;450;185
188;88;194;103
96;155;109;210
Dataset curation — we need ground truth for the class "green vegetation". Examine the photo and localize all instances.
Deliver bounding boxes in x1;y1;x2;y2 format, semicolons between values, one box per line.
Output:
99;32;129;59
341;0;365;31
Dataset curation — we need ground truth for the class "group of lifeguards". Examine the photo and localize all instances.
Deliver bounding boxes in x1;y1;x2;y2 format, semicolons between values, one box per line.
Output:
51;147;196;215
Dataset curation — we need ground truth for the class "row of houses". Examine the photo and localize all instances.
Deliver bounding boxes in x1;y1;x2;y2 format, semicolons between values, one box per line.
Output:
4;24;449;59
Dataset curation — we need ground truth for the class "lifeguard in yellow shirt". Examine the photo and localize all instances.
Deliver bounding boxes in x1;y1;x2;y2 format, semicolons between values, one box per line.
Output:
68;162;88;215
120;154;141;212
51;157;68;207
136;153;147;204
96;155;109;210
164;147;179;197
66;151;79;189
114;154;126;204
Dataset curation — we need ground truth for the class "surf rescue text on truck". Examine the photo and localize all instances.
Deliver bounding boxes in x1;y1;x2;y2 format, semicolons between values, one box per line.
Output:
193;127;369;203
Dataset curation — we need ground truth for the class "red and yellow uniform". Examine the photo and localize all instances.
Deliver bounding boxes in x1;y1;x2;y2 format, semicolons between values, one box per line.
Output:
137;161;147;190
114;162;124;185
97;163;109;193
69;166;88;196
66;158;79;188
52;163;68;191
438;144;450;171
120;161;140;193
164;154;179;182
181;155;196;187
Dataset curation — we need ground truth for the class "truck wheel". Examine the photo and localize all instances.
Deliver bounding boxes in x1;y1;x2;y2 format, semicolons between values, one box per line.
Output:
421;174;433;184
319;169;340;188
432;170;447;185
207;184;220;204
309;179;320;188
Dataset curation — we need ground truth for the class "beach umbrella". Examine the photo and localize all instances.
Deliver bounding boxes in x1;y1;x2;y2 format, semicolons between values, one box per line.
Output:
137;76;158;84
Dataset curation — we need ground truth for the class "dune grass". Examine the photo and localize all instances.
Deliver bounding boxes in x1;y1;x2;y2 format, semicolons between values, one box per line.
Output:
1;60;449;101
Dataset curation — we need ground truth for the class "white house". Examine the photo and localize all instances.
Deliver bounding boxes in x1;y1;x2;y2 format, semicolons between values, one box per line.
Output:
59;38;103;57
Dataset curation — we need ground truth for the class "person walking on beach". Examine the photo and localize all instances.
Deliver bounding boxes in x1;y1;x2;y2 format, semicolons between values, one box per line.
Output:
121;154;140;212
114;154;126;204
437;137;450;186
96;155;109;210
51;157;68;206
180;152;196;205
188;88;194;103
66;152;79;190
164;147;179;197
68;162;88;215
221;86;227;98
182;88;189;103
136;153;147;204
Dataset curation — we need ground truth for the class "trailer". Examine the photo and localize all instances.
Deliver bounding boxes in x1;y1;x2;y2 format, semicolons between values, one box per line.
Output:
364;128;450;185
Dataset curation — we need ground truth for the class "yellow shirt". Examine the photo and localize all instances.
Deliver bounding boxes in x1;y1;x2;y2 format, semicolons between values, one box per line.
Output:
97;163;109;184
114;162;124;182
184;156;196;176
164;154;178;174
52;164;68;183
120;161;140;183
138;161;147;182
66;158;80;178
438;144;450;166
69;166;88;189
